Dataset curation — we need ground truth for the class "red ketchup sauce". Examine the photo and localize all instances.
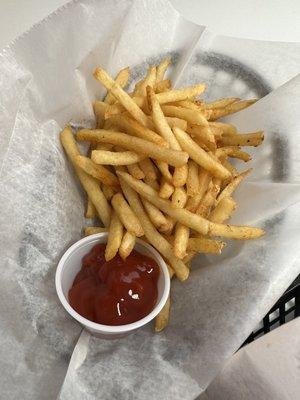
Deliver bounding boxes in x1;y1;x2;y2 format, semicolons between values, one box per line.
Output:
69;244;160;325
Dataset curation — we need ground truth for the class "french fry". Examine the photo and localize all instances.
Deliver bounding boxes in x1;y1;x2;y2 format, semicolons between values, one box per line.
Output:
93;101;108;128
119;231;136;260
205;97;239;109
111;192;144;237
222;159;238;177
142;198;170;230
106;114;167;147
155;161;173;182
94;67;152;128
173;127;231;180
162;105;209;126
75;155;119;187
96;142;114;151
209;121;237;136
160;216;175;235
209;99;258;120
127;163;145;179
209;197;237;223
218;131;264;147
174;224;189;259
138;158;158;181
186;168;211;212
171;187;187;208
170;100;200;110
145;177;160;191
165;117;187;130
172;164;188;187
117;171;264;239
216;169;252;204
156;58;171;83
155;79;171;93
105;211;123;261
188;237;226;254
85;198;96;219
77;129;188;167
136;66;156;96
91;150;144;165
183;251;196;265
186;160;199;197
159;179;174;199
155;295;171;332
104;67;130;104
102;185;115;201
60;126;111;227
196;182;220;217
156;83;206;104
84;226;107;236
215;147;251;162
187;124;216;151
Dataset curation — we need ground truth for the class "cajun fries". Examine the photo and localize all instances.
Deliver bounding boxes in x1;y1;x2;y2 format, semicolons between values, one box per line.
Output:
61;60;265;332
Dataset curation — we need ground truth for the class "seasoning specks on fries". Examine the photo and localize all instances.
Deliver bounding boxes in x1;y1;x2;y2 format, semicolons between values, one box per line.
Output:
60;59;265;332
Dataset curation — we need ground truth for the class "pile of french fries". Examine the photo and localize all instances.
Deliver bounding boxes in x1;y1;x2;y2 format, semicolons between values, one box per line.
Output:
60;58;265;332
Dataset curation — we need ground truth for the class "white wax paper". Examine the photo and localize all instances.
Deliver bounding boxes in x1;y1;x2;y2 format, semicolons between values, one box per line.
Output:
0;0;300;399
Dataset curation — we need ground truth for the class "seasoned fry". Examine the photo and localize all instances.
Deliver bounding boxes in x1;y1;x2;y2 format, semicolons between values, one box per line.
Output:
137;66;156;96
77;129;188;167
75;155;119;187
156;83;205;104
218;131;264;147
60;126;111;227
102;185;115;201
155;161;173;182
85;198;96;219
106;114;167;147
104;67;130;104
119;231;136;260
171;187;187;208
159;179;174;199
139;158;158;181
185;169;211;212
209;99;257;120
162;105;209;126
209;121;237;136
118;171;264;239
155;296;171;332
188;237;226;254
205;97;239;109
196;182;220;217
142;199;170;230
215;147;251;162
187;124;216;151
91;150;144;165
174;224;189;259
186;160;199;197
145;177;160;191
165;116;187;131
216;169;252;204
105;211;123;261
173;164;188;187
94;67;152;128
222;159;238;177
111;192;144;237
155;79;171;93
127;163;145;179
119;175;189;280
156;58;171;83
173;127;231;180
84;226;107;236
209;197;237;223
93;101;108;128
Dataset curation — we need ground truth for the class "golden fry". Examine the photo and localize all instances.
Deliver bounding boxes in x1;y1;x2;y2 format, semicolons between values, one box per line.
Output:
156;58;171;83
93;101;108;128
142;198;170;230
84;226;107;236
173;164;188;187
155;296;171;332
209;197;237;223
127;163;145;180
174;224;189;259
196;182;221;218
119;231;136;260
209;99;258;120
159;179;174;199
102;185;115;201
216;169;252;204
91;150;144;165
60;126;111;227
173;127;231;180
171;187;187;208
104;67;130;105
205;97;239;109
111;192;144;237
75;155;119;187
138;158;158;181
155;161;173;182
85;198;96;219
77;129;188;167
209;121;237;135
188;237;226;254
218;131;264;147
162;105;209;126
155;79;171;93
165;116;187;131
187;124;216;151
156;83;205;104
186;160;199;197
105;211;123;261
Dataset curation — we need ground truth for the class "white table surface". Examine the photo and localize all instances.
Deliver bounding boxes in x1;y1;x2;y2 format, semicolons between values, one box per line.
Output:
0;0;299;50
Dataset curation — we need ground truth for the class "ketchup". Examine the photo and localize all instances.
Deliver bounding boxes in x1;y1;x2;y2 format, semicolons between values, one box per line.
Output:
69;244;160;325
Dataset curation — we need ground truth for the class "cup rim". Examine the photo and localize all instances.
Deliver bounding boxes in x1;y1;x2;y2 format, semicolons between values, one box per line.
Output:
55;232;170;333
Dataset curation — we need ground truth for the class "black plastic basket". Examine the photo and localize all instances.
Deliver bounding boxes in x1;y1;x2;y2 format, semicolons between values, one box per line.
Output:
242;275;300;346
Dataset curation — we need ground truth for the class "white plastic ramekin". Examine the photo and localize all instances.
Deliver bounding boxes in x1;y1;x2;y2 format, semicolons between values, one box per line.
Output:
55;232;170;338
